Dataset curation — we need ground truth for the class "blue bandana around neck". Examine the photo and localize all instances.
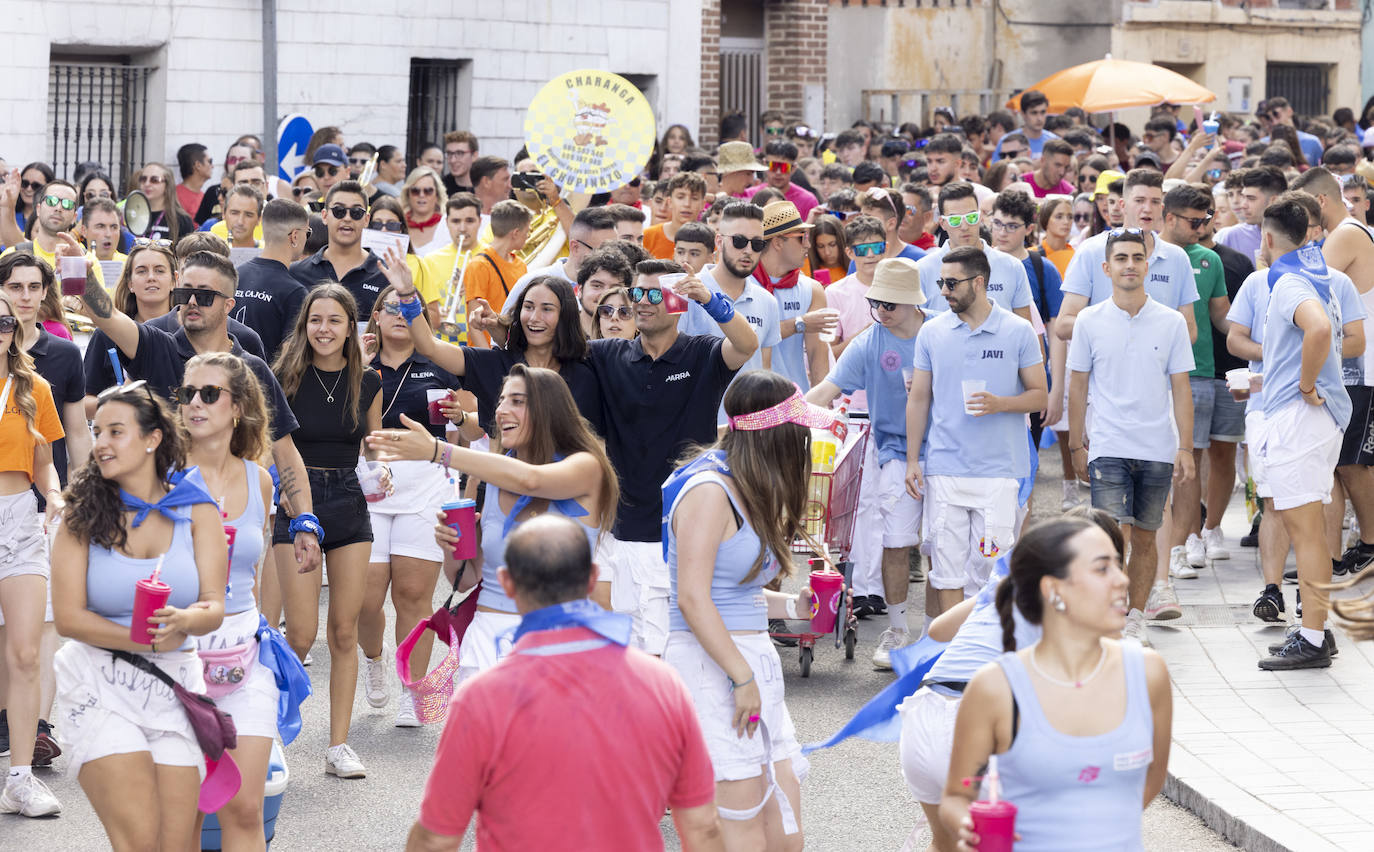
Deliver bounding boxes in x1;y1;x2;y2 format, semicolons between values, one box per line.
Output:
660;450;732;561
511;599;632;647
1267;242;1330;303
120;473;217;527
501;451;590;538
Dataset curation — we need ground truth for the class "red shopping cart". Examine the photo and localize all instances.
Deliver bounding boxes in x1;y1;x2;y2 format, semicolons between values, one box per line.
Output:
772;423;868;676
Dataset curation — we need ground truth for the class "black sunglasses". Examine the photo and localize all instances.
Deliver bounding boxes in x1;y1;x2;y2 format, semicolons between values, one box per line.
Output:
314;164;341;178
20;179;44;192
329;204;367;221
630;287;665;305
936;275;979;291
0;315;18;334
369;220;404;233
171;287;227;307
867;297;898;311
597;304;633;320
1175;213;1213;229
174;384;231;406
728;234;768;252
999;149;1025;160
292;186;314;198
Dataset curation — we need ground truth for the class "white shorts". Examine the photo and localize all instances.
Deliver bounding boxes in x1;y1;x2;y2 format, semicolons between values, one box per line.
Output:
898;686;963;804
196;609;279;740
1253;400;1342;511
54;641;207;777
606;536;670;655
663;631;809;783
369;510;445;563
847;429;885;596
925;476;1019;596
856;459;922;550
0;490;48;583
455;609;520;685
1244;410;1272;499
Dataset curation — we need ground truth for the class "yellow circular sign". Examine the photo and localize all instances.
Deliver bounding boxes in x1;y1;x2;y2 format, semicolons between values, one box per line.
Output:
524;70;656;195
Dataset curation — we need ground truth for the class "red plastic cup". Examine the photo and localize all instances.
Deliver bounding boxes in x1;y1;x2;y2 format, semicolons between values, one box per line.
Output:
59;255;86;296
968;800;1017;852
427;389;450;425
661;286;690;315
442;498;478;560
130;577;172;644
808;570;844;633
224;524;237;565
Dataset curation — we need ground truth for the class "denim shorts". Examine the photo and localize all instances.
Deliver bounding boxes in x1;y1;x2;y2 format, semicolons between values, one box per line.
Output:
1192;377;1246;448
272;467;373;552
1088;456;1174;531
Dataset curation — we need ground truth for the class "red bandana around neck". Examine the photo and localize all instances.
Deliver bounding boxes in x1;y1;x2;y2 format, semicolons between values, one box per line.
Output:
407;212;442;231
752;265;800;294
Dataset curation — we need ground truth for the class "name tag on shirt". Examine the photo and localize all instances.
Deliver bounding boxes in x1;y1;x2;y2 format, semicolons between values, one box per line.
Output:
1113;746;1153;772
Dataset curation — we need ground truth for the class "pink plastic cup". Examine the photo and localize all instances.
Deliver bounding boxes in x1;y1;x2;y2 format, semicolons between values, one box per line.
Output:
130;577;172;644
808;570;844;634
968;800;1017;852
441;499;478;560
427;389;450;425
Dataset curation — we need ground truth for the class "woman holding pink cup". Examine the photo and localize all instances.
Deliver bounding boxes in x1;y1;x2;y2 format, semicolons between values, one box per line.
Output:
940;516;1172;851
51;383;227;846
367;364;617;685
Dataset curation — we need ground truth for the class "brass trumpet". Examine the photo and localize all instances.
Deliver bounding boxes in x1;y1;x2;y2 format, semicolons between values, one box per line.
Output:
438;235;469;340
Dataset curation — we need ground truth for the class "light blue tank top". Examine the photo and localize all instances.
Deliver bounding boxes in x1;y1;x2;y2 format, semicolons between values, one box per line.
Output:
667;472;779;633
771;279;813;391
87;504;200;650
926;558;1040;688
183;460;267;615
993;640;1152;852
477;482;600;613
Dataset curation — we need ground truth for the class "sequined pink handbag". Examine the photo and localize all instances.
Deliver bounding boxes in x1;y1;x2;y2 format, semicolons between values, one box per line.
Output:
394;582;476;725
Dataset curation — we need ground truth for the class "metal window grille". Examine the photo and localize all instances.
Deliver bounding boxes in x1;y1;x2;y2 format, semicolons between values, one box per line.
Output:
1265;63;1329;118
407;59;469;168
721;38;764;147
47;61;153;190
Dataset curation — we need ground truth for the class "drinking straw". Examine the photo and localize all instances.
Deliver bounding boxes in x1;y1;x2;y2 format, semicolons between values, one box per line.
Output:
108;348;124;384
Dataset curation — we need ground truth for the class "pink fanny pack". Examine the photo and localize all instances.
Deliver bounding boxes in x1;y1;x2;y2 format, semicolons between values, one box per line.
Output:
200;641;259;701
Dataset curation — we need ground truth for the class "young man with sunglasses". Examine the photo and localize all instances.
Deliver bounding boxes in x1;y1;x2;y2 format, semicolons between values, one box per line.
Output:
743;141;820;221
755;201;832;390
310;144;350;198
915;182;1033;322
898;184;937;251
826;215;887;359
905;246;1046;616
233;198;310;363
290;180;389;315
806;257;928;668
643;172;709;261
589;254;759;655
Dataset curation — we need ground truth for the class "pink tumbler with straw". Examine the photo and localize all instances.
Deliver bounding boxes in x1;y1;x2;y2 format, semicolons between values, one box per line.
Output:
808;570;844;633
441;499;477;560
130;576;172;644
969;754;1017;852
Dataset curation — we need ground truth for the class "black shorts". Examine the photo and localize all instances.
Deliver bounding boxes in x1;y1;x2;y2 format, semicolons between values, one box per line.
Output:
1338;385;1374;467
272;467;373;552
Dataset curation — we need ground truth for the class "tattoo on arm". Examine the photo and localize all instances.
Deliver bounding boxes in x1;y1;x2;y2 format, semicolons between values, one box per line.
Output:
278;466;304;516
83;274;113;319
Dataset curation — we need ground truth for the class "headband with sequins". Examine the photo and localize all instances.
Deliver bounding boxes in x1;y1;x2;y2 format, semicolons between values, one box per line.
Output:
727;388;837;432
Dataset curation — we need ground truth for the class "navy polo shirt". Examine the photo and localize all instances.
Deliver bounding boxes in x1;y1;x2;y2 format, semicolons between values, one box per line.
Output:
146;308;267;362
234;257;308;363
28;327;84;483
588;334;737;542
371;352;461;436
290;246;389;315
123;324;299;441
461;348;603;435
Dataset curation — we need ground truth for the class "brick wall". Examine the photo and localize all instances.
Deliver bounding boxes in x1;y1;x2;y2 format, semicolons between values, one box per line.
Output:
699;0;722;147
765;0;828;130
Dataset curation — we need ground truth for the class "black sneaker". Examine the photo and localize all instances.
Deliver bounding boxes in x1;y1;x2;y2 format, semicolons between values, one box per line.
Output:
1252;585;1285;623
769;619;798;647
32;719;60;767
1283;566;1298;584
1267;625;1338;656
1258;632;1332;670
0;708;8;758
870;595;888;615
852;596;877;618
1240;515;1261;548
1332;557;1348;579
1338;542;1374;577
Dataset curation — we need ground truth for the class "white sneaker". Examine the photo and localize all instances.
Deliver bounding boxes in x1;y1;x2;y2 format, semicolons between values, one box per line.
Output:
1121;609;1151;647
325;744;366;778
395;691;420;728
363;652;389;709
872;628;911;670
1184;533;1207;568
1202;526;1230;561
0;772;61;817
303;650;314;666
1145;584;1182;621
1169;546;1198;580
1061;479;1081;511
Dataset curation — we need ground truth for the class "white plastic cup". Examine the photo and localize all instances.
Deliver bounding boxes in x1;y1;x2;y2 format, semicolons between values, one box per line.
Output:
963;379;987;415
359;461;387;503
817;308;840;344
1225;368;1251;391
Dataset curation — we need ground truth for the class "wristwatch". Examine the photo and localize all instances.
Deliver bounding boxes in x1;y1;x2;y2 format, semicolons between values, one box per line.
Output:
794;317;806;335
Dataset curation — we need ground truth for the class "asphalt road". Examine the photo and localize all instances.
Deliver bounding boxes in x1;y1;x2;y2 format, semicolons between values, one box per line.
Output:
4;446;1236;850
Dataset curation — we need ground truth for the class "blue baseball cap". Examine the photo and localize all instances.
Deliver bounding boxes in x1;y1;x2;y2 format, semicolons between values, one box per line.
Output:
312;144;348;167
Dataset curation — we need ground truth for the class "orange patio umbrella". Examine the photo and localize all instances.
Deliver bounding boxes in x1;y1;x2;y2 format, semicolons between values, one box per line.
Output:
1006;56;1217;113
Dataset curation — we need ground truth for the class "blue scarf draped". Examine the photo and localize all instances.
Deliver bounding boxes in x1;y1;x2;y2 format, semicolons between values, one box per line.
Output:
1267;242;1330;302
121;474;217;527
501;451;589;538
255;615;312;745
511;599;632;647
660;450;732;561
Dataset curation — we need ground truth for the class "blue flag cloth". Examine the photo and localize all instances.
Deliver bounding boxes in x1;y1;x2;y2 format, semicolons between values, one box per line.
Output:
1267;242;1330;302
801;635;947;754
510;599;633;647
256;615;312;745
660;450;731;561
1018;428;1040;508
501;452;589;538
120;474;217;527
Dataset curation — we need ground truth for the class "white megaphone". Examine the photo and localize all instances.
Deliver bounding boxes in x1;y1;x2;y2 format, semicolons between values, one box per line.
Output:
123;190;152;237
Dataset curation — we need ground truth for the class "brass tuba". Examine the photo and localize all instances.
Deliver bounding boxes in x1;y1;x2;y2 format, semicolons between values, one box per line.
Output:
513;191;566;269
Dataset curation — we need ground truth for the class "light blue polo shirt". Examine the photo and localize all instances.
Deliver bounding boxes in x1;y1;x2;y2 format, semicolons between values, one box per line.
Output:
769;275;817;391
1062;231;1200;310
678;265;782;424
1067;296;1195;464
1227;266;1364;412
914;305;1042;478
916;242;1034;314
1214;223;1261;262
823;321;920;466
1262;272;1353;430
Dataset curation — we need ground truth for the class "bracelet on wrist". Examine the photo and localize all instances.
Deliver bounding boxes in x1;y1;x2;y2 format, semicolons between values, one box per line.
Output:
1300;384;1316;394
729;673;755;691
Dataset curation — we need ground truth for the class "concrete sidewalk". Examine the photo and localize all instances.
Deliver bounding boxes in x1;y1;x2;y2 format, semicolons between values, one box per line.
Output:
1150;500;1374;852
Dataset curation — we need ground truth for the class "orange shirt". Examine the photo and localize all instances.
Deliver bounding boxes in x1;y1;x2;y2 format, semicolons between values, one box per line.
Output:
0;374;64;479
643;224;676;260
465;249;527;317
1040;241;1074;280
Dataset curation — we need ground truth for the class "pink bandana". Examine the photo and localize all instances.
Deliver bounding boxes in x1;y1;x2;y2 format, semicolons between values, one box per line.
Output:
728;388;837;432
